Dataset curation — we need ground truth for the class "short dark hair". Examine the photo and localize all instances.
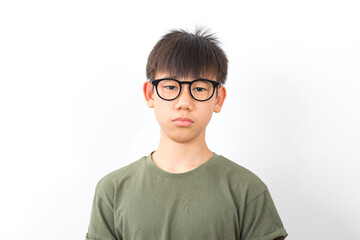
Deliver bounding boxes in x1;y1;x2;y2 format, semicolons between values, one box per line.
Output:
146;27;228;85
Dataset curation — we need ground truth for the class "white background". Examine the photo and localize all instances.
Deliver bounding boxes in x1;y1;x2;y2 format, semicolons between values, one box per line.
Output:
1;0;359;239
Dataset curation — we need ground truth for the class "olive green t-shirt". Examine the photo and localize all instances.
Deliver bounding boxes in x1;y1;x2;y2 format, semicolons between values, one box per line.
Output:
86;152;287;240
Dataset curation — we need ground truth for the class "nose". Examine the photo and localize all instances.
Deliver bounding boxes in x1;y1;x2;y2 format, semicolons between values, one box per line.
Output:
174;84;194;111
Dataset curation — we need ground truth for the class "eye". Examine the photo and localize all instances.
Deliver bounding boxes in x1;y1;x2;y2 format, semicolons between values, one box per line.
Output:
193;87;207;92
164;85;178;90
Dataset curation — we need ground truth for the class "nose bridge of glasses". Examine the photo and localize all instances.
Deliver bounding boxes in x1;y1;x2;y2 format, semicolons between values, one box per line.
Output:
178;81;193;98
179;81;192;87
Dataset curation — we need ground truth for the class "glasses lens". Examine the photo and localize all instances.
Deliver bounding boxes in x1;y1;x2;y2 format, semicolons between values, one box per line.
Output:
157;80;181;100
191;80;214;101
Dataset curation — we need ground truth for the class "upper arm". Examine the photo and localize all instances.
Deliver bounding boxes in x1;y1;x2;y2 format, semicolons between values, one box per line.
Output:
86;192;119;240
240;190;287;240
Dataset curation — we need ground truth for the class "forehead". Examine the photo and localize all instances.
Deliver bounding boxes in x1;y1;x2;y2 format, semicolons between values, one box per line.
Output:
155;71;217;81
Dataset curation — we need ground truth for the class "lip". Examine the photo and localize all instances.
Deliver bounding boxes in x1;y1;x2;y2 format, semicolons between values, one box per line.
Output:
172;117;193;126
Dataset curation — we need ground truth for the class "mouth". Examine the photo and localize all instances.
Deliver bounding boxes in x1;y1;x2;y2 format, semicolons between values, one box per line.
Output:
172;117;193;127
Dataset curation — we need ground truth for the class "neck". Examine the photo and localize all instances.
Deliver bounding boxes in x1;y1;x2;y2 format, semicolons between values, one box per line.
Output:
152;130;213;173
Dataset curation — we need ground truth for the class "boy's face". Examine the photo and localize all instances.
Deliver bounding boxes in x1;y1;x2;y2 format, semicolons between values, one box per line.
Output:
143;72;226;144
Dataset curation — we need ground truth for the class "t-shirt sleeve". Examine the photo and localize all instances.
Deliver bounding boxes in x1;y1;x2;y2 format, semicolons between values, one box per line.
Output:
240;190;288;240
86;191;119;240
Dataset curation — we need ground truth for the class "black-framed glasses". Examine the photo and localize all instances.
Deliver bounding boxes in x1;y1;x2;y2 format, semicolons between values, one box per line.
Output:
151;78;220;102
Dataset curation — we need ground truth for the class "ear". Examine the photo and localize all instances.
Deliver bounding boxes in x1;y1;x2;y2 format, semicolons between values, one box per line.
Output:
214;86;226;113
143;81;155;108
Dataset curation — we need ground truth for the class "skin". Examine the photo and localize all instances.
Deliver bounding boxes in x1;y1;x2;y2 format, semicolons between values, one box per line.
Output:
143;72;226;173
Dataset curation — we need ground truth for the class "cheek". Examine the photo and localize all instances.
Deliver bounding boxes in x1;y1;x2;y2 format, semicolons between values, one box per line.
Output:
153;102;170;124
198;106;215;125
204;112;214;125
154;107;164;122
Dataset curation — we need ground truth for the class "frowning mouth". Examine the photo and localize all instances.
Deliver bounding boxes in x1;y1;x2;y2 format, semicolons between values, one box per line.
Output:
172;117;193;126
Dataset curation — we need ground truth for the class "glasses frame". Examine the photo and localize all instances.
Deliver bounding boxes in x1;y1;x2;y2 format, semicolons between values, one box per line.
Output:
151;78;221;102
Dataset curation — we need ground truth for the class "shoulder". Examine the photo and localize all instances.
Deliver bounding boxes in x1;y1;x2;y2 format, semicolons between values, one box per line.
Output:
212;153;268;202
94;156;146;197
213;153;266;187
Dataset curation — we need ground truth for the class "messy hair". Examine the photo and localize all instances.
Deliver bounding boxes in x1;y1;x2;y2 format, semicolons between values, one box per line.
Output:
146;27;228;85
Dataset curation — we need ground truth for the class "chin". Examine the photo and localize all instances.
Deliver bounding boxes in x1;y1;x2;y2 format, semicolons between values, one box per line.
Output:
171;137;194;144
168;131;203;144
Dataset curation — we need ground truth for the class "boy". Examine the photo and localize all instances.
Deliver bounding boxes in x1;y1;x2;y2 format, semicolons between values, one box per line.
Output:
86;28;288;240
